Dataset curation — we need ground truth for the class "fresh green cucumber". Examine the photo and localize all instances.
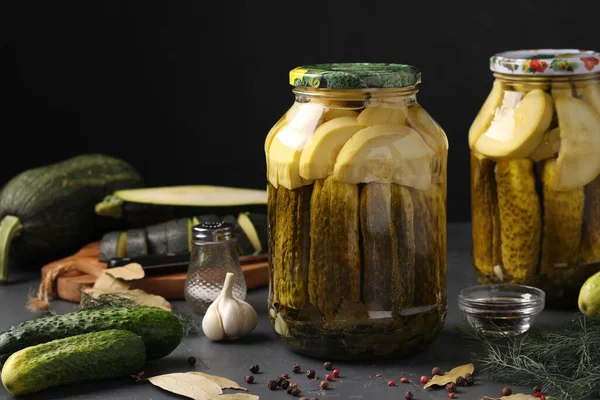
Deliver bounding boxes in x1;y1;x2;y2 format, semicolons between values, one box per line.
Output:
237;212;268;255
95;185;268;227
0;154;143;283
2;330;145;396
126;229;148;257
0;306;182;364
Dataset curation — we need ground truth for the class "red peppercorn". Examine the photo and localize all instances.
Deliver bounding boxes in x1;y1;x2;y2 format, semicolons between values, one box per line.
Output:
319;380;329;390
388;380;395;386
282;373;289;379
325;374;333;381
400;377;409;383
376;373;383;377
535;393;544;398
448;393;455;399
420;375;428;384
332;369;340;378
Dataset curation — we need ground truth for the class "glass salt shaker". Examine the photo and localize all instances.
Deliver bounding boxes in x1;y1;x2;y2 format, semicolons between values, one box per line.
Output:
184;221;247;314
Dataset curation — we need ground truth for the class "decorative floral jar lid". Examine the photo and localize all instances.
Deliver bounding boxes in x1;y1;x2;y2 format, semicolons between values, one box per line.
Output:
490;49;600;75
289;63;421;89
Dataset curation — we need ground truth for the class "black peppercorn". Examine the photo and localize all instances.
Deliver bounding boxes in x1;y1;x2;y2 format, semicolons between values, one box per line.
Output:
456;376;466;386
187;356;196;366
533;385;542;393
306;369;316;379
267;380;278;390
446;382;457;393
432;366;441;376
282;373;289;379
501;387;512;396
319;380;329;390
465;373;474;386
292;364;301;373
245;375;254;384
291;387;301;396
275;376;284;386
281;379;290;390
324;361;333;370
405;391;414;400
250;364;260;374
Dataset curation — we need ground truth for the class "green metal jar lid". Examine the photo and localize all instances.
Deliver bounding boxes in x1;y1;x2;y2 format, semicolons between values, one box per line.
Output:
289;63;421;89
490;49;600;75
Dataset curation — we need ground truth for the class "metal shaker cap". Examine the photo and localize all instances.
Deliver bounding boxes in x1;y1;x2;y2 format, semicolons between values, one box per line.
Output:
192;221;235;242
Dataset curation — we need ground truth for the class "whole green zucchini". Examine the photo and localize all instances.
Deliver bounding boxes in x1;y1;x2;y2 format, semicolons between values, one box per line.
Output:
0;154;143;283
2;330;145;396
95;185;267;227
0;306;183;365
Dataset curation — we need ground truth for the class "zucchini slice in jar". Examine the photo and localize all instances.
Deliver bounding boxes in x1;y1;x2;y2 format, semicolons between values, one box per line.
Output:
540;158;584;273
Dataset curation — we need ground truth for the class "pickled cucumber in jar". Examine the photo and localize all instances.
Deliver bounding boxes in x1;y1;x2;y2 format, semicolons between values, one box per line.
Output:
265;63;448;359
470;50;600;305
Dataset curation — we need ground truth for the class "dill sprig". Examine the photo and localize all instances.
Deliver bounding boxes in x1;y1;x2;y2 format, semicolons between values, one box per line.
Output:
459;314;600;400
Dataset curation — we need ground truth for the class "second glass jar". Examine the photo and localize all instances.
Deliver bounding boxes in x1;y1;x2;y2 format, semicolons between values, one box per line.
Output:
266;63;448;359
470;49;600;305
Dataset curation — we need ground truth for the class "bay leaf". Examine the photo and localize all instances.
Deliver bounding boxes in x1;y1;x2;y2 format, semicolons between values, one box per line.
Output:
190;372;248;391
424;363;475;388
83;288;172;312
219;395;259;400
105;263;145;280
148;372;222;400
93;272;131;290
482;395;539;400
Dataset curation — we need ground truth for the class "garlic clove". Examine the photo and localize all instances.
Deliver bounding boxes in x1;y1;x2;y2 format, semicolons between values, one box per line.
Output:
202;302;225;341
202;272;257;341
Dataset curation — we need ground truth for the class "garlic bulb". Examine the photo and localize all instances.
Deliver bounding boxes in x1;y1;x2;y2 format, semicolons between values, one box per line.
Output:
202;272;258;341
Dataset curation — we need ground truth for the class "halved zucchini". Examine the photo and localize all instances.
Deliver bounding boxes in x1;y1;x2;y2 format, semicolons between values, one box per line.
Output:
95;186;268;227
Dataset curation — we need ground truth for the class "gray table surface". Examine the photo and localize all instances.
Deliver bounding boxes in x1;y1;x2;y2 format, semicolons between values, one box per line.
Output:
0;223;584;400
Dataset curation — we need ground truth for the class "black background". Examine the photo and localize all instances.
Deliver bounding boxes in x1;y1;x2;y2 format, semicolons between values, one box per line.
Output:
1;1;598;222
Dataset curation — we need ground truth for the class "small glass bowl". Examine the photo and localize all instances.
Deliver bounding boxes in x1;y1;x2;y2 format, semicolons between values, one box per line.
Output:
458;284;545;336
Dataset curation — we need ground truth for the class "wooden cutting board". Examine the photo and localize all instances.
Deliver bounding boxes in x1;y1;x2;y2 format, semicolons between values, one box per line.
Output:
40;241;269;303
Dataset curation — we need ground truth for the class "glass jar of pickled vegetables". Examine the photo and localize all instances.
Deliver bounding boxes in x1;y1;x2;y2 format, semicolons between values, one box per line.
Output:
265;63;448;359
470;49;600;306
